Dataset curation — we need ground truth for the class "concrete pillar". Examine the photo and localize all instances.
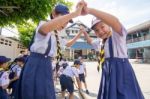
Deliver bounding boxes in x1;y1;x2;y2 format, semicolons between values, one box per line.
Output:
69;48;72;60
143;47;150;63
127;49;136;59
131;34;134;42
87;50;89;56
72;49;74;60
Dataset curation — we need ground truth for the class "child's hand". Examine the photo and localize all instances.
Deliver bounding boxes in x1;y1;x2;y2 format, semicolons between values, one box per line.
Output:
79;25;86;33
74;0;87;16
81;0;89;16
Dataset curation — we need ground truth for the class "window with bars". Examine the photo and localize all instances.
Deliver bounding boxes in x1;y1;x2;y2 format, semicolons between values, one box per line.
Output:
0;38;12;46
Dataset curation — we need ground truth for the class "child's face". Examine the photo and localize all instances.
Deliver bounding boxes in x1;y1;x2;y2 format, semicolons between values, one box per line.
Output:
80;59;83;63
93;22;112;39
17;61;24;67
75;64;80;69
0;62;9;69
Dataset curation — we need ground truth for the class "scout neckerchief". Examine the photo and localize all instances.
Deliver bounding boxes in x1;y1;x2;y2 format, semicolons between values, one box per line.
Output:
0;68;4;71
54;30;62;72
0;68;4;77
97;31;113;72
97;38;107;72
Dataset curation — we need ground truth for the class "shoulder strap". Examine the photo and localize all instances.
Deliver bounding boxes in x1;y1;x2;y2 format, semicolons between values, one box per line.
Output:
108;36;114;58
10;64;17;71
44;36;51;56
0;71;4;78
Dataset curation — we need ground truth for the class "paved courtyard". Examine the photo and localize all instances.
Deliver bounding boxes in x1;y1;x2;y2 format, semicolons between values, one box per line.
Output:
56;60;150;99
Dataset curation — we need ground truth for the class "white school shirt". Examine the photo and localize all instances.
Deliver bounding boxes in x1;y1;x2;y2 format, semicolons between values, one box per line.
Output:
91;26;128;58
62;66;79;78
10;64;22;77
79;63;86;74
52;60;56;70
0;71;10;87
30;21;67;57
16;66;22;77
57;67;64;77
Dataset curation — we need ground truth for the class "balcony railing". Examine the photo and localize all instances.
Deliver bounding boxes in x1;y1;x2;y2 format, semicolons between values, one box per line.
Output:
127;34;150;43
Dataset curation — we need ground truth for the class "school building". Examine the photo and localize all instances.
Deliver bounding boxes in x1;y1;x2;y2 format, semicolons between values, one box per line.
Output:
127;20;150;63
0;35;25;60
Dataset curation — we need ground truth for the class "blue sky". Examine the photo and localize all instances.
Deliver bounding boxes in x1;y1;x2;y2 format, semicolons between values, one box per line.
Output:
2;0;150;37
70;0;150;28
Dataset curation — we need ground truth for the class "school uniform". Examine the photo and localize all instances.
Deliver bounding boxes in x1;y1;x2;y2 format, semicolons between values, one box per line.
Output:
59;65;79;93
9;64;22;98
91;26;144;99
0;70;10;99
15;20;67;99
78;63;86;83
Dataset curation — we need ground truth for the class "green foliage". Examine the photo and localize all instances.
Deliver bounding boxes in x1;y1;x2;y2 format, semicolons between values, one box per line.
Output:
17;21;37;47
0;0;73;26
8;0;73;47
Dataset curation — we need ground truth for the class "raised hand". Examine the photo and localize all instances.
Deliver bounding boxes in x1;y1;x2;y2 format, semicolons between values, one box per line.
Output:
74;0;85;16
81;0;89;16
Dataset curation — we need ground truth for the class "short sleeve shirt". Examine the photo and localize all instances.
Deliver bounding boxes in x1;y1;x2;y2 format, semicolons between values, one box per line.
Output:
91;25;128;58
30;21;67;57
0;71;10;86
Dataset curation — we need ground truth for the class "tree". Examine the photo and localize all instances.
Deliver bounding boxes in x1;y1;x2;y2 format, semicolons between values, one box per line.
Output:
0;0;73;47
0;0;73;26
17;21;36;47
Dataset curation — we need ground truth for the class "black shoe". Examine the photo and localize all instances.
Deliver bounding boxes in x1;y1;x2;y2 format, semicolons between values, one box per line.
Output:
86;90;89;94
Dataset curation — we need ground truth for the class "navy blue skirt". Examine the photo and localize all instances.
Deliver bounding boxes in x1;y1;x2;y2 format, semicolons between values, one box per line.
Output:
15;53;56;99
0;88;8;99
98;58;144;99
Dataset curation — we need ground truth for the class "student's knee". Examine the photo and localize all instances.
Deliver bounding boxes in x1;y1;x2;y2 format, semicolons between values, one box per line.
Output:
69;92;74;97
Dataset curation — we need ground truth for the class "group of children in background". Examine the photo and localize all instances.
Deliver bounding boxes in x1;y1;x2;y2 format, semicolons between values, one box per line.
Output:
0;52;27;99
0;54;90;99
57;56;89;99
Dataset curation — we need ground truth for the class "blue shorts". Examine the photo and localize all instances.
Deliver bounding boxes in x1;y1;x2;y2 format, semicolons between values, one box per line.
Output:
59;74;74;93
79;73;85;83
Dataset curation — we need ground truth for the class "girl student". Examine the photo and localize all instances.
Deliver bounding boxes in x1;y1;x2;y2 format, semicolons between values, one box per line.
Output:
15;1;86;99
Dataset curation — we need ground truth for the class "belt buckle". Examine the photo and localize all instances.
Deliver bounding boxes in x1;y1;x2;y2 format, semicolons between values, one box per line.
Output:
45;55;48;58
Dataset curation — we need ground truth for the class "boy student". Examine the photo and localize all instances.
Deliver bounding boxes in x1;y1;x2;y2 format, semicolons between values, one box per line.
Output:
0;56;11;99
9;57;25;99
78;56;89;94
80;1;144;99
15;1;87;99
59;60;81;99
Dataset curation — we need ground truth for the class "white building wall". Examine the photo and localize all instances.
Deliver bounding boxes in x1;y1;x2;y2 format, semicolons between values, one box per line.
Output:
0;35;24;60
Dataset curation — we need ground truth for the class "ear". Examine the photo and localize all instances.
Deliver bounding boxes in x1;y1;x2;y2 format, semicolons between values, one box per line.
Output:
51;10;57;18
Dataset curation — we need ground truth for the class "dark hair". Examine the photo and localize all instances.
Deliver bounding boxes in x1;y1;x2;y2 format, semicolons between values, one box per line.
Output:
20;50;25;54
50;10;63;20
62;63;68;69
0;63;3;66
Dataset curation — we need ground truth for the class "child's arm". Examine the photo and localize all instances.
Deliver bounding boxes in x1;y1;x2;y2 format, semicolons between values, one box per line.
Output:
87;8;122;35
1;72;10;89
38;3;84;36
76;77;81;89
82;30;93;45
66;30;82;47
84;65;87;77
